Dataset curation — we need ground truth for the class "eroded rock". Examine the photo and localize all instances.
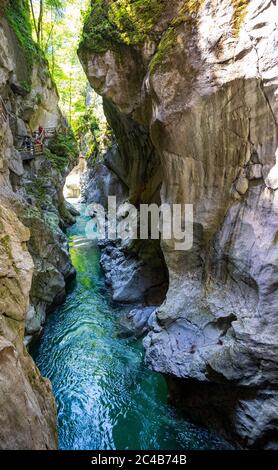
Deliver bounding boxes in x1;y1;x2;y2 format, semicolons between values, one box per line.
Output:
79;0;278;448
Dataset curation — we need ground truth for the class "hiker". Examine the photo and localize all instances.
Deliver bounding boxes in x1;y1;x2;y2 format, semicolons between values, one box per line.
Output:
35;125;44;144
23;135;31;151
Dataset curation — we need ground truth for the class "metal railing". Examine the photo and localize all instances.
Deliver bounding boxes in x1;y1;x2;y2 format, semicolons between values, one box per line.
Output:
33;142;43;156
1;108;61;160
16;135;44;159
44;127;57;138
32;127;57;142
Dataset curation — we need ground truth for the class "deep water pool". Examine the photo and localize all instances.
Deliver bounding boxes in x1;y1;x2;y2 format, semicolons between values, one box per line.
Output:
32;203;229;450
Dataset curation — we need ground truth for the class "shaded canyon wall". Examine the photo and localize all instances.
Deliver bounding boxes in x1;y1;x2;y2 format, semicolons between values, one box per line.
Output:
79;0;278;448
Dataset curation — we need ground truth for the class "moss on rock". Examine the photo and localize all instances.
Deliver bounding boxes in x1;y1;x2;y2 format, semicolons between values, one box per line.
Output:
149;27;177;74
46;132;79;173
231;0;249;36
79;0;164;54
0;235;12;260
149;0;205;74
5;0;40;68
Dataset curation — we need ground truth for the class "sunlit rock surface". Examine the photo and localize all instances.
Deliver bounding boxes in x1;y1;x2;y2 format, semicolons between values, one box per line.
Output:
64;157;87;199
0;203;57;450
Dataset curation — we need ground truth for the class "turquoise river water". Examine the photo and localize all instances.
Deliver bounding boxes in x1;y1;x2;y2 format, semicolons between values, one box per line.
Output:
32;203;228;450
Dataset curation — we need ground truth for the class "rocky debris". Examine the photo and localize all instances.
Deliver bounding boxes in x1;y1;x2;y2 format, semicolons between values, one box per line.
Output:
79;0;278;448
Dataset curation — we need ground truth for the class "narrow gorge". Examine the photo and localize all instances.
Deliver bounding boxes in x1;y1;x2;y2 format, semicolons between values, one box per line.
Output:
0;0;278;452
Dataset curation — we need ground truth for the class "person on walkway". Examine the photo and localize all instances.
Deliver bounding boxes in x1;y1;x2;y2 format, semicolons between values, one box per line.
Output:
38;125;44;136
35;125;44;144
23;135;31;151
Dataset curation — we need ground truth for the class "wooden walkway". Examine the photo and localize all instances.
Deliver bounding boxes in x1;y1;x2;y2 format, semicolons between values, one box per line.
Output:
16;127;57;160
1;95;60;161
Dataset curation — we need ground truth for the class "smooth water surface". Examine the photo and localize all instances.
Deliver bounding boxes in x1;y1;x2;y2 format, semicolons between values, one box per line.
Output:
32;203;228;450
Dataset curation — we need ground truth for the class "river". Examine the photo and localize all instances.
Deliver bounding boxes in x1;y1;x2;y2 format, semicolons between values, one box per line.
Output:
32;203;228;450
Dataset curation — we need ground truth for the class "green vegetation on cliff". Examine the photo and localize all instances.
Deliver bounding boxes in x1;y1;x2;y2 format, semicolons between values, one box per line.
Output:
80;0;249;74
149;0;205;74
5;0;40;67
149;27;177;74
77;99;112;158
231;0;249;35
80;0;164;53
46;132;79;172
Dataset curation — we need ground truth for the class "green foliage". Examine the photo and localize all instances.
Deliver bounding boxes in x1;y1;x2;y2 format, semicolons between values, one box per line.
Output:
80;0;164;53
231;0;249;35
5;0;41;67
80;0;118;53
41;1;91;134
45;0;64;9
149;27;177;74
0;235;12;260
77;97;112;158
78;105;100;138
76;101;112;158
28;179;47;206
149;0;204;74
19;80;32;93
46;132;79;172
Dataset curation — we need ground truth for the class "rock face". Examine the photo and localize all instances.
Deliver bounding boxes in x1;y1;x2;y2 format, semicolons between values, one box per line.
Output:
79;0;278;448
0;204;57;450
1;7;77;344
0;2;77;449
64;157;87;199
85;142;169;305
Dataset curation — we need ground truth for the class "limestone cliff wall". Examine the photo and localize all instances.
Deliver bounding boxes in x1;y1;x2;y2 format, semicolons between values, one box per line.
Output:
0;116;58;448
0;203;57;449
79;0;278;448
0;1;77;449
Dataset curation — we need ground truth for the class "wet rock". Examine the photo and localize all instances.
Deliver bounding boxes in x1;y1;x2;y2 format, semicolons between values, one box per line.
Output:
123;306;157;338
86;141;168;305
65;200;80;217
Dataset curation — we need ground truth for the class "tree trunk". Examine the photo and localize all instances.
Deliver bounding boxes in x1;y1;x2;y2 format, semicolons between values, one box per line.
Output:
37;0;44;45
29;0;39;42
